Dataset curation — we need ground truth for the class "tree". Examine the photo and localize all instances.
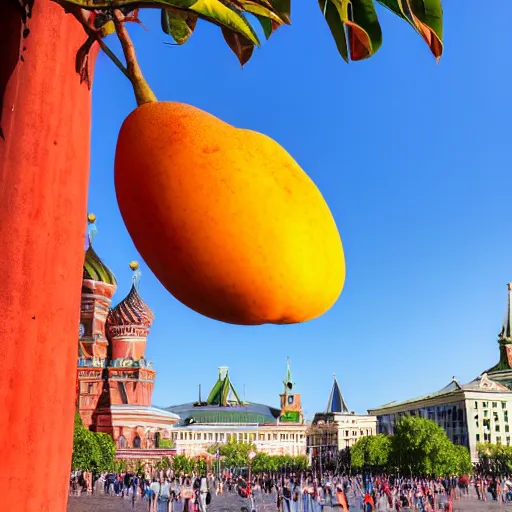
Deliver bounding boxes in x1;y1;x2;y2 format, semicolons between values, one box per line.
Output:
351;434;391;472
0;1;443;510
477;443;512;476
215;439;256;469
391;416;465;477
452;444;473;476
71;412;116;472
172;454;191;475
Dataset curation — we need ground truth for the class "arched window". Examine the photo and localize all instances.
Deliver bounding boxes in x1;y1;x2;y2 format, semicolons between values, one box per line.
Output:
154;432;161;448
118;435;127;449
133;435;141;448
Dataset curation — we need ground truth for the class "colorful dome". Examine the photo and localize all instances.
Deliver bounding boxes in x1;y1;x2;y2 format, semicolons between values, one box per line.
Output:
106;262;154;330
83;214;117;286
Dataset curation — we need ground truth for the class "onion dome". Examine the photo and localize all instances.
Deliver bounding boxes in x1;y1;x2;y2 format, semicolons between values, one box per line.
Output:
106;261;154;332
83;213;117;286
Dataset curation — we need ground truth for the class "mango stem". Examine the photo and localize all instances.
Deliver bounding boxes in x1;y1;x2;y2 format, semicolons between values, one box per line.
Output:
112;9;157;106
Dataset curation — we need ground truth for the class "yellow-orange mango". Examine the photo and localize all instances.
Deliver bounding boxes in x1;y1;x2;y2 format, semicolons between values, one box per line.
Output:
114;102;345;325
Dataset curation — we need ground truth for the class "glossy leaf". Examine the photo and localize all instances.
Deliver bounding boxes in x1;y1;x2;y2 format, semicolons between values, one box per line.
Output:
377;0;443;60
318;0;348;62
255;14;274;39
188;0;260;45
61;0;443;64
319;0;381;61
161;8;198;44
221;27;255;65
236;0;290;24
347;0;382;60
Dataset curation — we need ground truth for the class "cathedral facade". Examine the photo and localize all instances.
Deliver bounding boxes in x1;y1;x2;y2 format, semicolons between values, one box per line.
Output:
76;215;179;457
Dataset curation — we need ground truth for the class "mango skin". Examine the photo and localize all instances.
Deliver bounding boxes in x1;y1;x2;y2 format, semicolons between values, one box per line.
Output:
114;102;345;325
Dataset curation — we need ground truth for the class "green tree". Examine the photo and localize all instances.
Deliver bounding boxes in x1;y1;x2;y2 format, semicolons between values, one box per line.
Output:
477;443;512;475
215;439;256;469
292;455;310;471
172;454;190;475
251;453;270;473
391;416;464;477
452;445;473;475
71;413;116;472
351;434;391;472
94;432;116;472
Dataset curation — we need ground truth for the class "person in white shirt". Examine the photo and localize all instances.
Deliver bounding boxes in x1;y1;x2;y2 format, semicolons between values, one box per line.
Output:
199;474;210;512
150;478;160;512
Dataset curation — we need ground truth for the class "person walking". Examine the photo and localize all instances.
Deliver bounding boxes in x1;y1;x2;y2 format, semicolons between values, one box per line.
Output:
150;477;160;512
198;473;210;512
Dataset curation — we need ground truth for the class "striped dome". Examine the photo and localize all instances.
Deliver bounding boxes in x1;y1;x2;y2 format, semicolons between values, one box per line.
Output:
107;284;154;329
83;245;117;286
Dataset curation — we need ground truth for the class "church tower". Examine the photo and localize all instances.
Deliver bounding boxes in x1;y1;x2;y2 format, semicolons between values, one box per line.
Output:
488;283;512;389
104;262;156;408
77;214;117;428
279;357;304;423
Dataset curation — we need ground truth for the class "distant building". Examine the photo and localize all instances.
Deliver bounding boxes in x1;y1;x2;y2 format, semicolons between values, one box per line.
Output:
369;282;512;463
166;360;308;457
368;374;512;462
307;376;376;470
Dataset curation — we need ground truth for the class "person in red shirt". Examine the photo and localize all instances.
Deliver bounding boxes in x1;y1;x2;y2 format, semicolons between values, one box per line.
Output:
363;493;375;512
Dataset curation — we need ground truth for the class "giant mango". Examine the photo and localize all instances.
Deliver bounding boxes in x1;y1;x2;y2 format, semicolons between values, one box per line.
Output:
114;102;345;325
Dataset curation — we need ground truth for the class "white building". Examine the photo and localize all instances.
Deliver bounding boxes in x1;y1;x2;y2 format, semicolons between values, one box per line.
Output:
165;363;308;458
168;423;307;457
307;376;377;469
368;373;512;462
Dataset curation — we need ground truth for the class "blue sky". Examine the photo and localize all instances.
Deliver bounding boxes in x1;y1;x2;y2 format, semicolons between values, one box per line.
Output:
89;2;512;418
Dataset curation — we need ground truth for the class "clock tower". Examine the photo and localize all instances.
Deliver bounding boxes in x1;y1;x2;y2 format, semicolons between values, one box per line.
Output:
279;357;304;424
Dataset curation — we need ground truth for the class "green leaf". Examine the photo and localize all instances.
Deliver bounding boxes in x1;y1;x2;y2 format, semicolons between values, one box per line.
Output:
255;14;274;39
236;0;290;24
188;0;260;45
272;0;291;19
319;0;382;61
221;27;255;65
161;7;198;44
377;0;443;61
345;0;382;60
318;0;348;62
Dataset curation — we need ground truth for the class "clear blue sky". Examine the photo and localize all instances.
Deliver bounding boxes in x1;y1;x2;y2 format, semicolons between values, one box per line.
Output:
89;2;512;418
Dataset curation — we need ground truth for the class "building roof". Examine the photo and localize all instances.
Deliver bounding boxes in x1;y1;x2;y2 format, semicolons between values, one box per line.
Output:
166;402;281;425
370;373;512;413
107;264;154;331
206;367;243;406
110;404;180;420
83;214;117;286
326;375;349;413
166;366;281;425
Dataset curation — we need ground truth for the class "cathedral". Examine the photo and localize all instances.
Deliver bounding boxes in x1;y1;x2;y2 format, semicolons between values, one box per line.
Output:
76;214;179;456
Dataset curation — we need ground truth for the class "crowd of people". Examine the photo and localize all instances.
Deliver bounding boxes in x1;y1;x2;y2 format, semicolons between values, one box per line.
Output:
69;468;512;511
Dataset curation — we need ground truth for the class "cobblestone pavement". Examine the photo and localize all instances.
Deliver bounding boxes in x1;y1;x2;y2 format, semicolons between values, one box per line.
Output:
67;491;512;512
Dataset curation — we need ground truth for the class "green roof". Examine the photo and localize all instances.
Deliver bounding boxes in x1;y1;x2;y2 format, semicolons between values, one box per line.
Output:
183;410;276;425
83;245;117;285
207;367;243;406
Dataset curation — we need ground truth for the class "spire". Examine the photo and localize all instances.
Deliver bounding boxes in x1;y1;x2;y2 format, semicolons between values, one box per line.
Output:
499;283;512;341
283;356;295;395
206;366;244;406
326;374;349;413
